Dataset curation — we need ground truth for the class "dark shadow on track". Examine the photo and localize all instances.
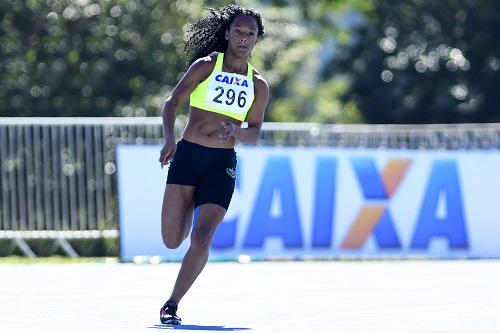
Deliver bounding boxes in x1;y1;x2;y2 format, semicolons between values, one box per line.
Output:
148;324;251;331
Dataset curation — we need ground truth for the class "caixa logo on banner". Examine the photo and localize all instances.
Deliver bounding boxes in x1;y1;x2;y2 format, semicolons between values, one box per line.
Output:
211;156;468;251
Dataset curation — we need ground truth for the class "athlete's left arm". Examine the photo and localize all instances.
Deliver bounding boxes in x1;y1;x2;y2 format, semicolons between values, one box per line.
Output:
224;74;269;144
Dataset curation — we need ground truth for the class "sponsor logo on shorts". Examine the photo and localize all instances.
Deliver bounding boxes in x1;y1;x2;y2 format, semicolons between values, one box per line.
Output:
226;167;236;179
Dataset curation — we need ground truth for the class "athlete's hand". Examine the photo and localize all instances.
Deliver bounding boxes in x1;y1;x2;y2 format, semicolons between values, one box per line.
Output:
159;139;176;168
219;121;236;141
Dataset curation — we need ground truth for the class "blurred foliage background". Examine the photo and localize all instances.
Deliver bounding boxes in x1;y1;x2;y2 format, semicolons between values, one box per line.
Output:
0;0;499;123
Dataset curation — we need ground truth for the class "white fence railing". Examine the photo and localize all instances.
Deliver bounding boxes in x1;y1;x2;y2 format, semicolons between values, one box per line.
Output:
1;118;499;236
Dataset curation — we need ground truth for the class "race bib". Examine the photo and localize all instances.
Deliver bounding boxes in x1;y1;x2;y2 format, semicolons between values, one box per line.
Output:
205;72;254;116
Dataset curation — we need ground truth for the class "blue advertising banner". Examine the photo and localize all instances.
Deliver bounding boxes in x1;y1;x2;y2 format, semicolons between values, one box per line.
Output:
116;145;500;261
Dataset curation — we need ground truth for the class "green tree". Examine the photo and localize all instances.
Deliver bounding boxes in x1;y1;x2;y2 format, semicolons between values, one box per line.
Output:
0;0;213;117
8;1;497;124
329;0;500;123
0;0;364;123
254;0;379;123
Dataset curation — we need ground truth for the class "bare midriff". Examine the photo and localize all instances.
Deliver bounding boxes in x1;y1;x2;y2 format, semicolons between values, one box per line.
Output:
182;106;242;148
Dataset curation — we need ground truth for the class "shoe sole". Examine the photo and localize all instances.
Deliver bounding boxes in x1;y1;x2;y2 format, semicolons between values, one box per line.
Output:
160;317;181;325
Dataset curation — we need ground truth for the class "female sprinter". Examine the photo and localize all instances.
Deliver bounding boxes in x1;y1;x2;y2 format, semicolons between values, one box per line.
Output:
158;4;268;325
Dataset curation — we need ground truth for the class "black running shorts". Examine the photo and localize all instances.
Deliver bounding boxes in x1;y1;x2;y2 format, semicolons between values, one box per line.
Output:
166;139;237;210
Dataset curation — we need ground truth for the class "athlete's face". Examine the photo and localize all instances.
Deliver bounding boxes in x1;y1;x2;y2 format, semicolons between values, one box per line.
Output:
225;15;258;57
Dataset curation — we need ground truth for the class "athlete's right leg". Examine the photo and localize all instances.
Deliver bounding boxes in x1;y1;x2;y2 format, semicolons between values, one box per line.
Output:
167;203;227;304
161;184;196;249
160;183;195;325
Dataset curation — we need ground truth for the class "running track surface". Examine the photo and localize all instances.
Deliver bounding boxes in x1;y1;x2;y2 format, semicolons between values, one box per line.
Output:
1;260;499;333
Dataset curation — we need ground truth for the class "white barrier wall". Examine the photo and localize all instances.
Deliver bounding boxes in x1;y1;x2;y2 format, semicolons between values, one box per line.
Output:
117;145;500;261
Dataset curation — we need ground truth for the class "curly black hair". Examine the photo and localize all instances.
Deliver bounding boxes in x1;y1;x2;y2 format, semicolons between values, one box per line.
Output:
185;4;265;66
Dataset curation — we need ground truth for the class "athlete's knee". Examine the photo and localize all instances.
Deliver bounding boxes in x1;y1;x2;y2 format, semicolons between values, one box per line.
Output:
191;224;214;249
161;229;183;249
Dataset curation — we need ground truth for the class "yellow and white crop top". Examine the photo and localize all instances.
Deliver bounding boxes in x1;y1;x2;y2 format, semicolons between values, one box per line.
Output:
190;53;255;121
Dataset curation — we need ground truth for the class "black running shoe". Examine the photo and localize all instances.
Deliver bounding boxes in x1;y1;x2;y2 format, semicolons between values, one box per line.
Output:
160;300;181;325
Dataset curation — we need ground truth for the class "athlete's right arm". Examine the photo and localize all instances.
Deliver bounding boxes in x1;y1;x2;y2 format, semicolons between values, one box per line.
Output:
159;57;214;168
